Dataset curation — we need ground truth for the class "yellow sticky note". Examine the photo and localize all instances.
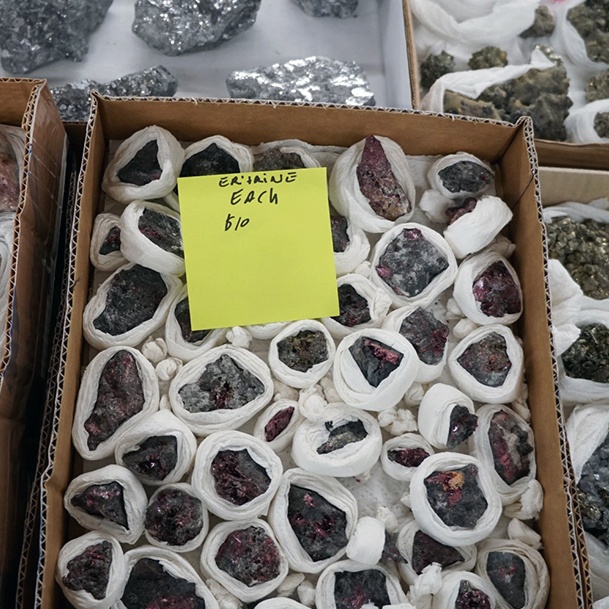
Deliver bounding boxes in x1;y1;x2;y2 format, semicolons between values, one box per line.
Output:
178;167;339;330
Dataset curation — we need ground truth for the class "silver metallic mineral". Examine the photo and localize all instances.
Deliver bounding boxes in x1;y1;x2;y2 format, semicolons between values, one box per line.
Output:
0;0;113;74
292;0;358;18
132;0;262;56
226;56;375;106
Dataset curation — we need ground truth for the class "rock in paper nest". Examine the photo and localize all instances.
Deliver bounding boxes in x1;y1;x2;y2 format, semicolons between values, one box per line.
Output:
226;56;375;106
292;0;358;18
0;0;113;74
132;0;262;56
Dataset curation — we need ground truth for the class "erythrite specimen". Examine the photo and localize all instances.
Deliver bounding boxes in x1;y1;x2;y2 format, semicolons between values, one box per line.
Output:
145;487;204;547
138;208;183;256
381;533;405;564
277;330;329;372
211;449;271;506
356;136;411;221
411;530;464;574
288;485;348;561
438;161;493;195
446;406;478;450
333;569;391;609
117;140;162;186
376;228;449;297
473;260;522;318
84;350;145;450
317;420;368;454
175;298;210;344
331;215;350;253
254;149;306;171
98;226;121;256
92;265;168;336
457;332;512;387
122;436;178;483
178;354;265;413
446;197;478;224
333;284;371;327
488;410;533;485
487;551;527;609
264;407;295;442
455;580;492;609
349;336;403;387
62;541;113;600
71;482;129;529
181;144;240;177
388;447;430;468
562;323;609;383
215;526;281;586
424;465;488;528
122;558;206;609
399;308;449;365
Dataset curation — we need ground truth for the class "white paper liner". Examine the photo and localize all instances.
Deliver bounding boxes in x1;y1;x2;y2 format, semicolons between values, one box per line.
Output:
72;346;160;460
332;212;371;276
90;213;126;272
291;404;382;477
345;516;385;564
586;533;609;600
144;482;209;553
332;328;420;412
432;570;497;609
64;465;147;544
329;135;416;234
565;100;609;143
168;345;274;435
371;223;458;308
269;320;336;389
268;467;358;574
409;453;503;546
102;126;184;204
0;211;14;345
448;325;524;404
475;538;549;609
381;433;435;482
114;409;196;486
427;153;494;200
253;398;302;452
252;142;321;170
83;262;183;350
245;321;290;340
191;430;283;520
200;519;289;602
56;531;126;609
257;600;310;609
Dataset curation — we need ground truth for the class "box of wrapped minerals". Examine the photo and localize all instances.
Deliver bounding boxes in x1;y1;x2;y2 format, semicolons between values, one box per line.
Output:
36;95;590;609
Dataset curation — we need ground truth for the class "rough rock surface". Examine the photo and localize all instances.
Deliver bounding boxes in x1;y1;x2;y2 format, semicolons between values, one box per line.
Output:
398;308;448;366
520;6;555;38
562;323;609;383
420;51;455;91
122;436;178;483
277;330;329;372
489;410;533;485
333;284;371;328
317;420;368;454
585;70;609;102
349;336;403;387
62;541;113;600
486;551;526;609
211;449;271;505
568;0;609;64
468;47;508;70
457;332;512;388
292;0;358;18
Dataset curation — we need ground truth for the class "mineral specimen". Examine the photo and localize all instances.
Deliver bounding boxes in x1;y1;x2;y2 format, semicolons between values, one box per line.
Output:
488;410;533;485
132;0;262;56
181;144;240;177
447;406;478;449
388;447;430;468
138;208;183;256
468;47;508;70
331;215;350;253
349;336;403;387
292;0;358;18
264;407;295;442
420;51;456;91
122;436;178;483
0;0;113;74
411;530;464;574
585;70;609;102
455;580;492;609
486;551;526;609
520;5;555;38
472;260;522;318
443;92;502;121
446;198;478;224
253;149;305;171
0;132;20;212
562;323;609;383
457;332;512;387
333;569;390;609
71;482;129;528
317;420;368;454
439;161;494;195
333;284;371;327
226;56;375;106
211;449;271;505
277;330;329;372
595;112;609;138
98;226;121;256
62;541;113;600
175;298;210;343
568;0;609;64
398;307;449;365
118;141;161;186
288;485;348;561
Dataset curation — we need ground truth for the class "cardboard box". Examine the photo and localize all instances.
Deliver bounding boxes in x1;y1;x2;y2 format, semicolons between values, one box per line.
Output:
35;96;589;608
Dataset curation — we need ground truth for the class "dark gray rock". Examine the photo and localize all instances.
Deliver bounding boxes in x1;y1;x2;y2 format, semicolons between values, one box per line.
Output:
468;47;508;70
420;51;455;90
595;112;609;138
457;332;512;388
562;323;609;383
487;551;526;609
520;5;555;38
568;0;609;64
586;70;609;102
292;0;358;18
317;420;368;454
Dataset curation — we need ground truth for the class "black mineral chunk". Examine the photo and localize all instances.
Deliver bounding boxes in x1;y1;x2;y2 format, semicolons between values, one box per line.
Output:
457;332;512;387
438;161;493;195
264;407;295;442
71;482;129;529
317;419;368;454
420;51;455;90
399;307;449;365
381;532;406;564
331;214;350;253
376;227;449;297
178;354;265;413
181;144;240;177
595;112;609;138
175;297;210;344
411;530;464;574
489;410;533;485
84;350;146;451
138;208;183;257
446;405;478;449
333;569;390;609
487;551;527;609
122;435;178;483
473;260;522;318
424;464;488;528
254;149;305;171
117;140;162;186
349;336;403;387
288;485;348;561
455;580;492;609
333;284;371;327
99;226;121;255
62;541;113;601
211;449;271;506
562;323;609;382
215;526;281;586
93;265;168;336
277;330;329;372
388;447;430;468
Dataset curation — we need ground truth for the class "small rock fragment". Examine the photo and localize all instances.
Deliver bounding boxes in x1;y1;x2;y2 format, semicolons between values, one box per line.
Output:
595;112;609;138
468;47;508;70
568;0;609;64
586;70;609;102
293;0;358;18
520;6;555;38
420;51;455;90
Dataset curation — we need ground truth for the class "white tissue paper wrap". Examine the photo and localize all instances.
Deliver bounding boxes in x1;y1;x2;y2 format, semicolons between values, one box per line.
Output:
257;600;310;609
89;213;126;272
432;570;497;609
371;223;458;308
119;546;219;609
168;345;273;435
191;430;283;520
253;139;344;172
269;320;336;389
475;538;549;609
83;262;182;350
418;383;475;450
64;465;147;544
72;346;160;460
114;409;196;486
329;136;416;234
246;322;290;340
0;212;14;346
345;516;385;565
253;141;321;170
102;126;184;204
0;125;25;184
268;467;358;573
253;399;302;452
448;324;524;404
566;100;609;143
427;154;494;200
381;433;435;482
333;329;419;412
200;519;289;603
291;404;382;477
120;200;184;275
410;453;503;546
56;531;126;609
332;214;371;276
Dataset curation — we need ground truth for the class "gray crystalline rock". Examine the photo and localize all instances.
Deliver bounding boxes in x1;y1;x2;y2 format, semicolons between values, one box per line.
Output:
132;0;262;56
226;56;375;106
0;0;113;74
293;0;358;18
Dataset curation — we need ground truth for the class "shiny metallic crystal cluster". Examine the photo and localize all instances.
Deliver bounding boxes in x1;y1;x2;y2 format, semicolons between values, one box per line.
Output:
292;0;358;18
